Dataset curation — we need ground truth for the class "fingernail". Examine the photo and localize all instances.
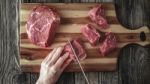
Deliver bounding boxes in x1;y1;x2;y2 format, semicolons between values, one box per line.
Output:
56;47;64;53
67;59;72;63
64;53;69;57
58;47;63;50
60;46;64;50
53;48;57;51
61;46;64;49
66;52;69;56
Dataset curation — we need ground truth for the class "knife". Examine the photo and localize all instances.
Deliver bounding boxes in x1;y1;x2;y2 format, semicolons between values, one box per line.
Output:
67;40;90;84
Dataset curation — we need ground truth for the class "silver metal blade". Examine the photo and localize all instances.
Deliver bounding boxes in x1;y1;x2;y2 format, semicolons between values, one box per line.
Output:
67;40;90;84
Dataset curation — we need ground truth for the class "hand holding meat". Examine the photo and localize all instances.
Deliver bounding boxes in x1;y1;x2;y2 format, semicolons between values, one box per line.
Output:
36;47;72;84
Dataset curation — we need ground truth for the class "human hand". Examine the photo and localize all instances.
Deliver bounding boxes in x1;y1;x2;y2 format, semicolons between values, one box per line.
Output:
36;47;72;84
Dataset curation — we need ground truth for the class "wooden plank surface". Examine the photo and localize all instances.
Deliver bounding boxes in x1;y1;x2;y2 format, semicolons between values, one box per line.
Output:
0;0;21;84
1;0;150;84
20;3;150;72
118;44;150;84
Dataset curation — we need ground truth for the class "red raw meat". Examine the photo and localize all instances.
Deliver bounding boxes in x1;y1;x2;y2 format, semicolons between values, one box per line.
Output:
88;5;108;29
99;33;117;56
81;24;100;45
27;6;60;47
63;39;87;61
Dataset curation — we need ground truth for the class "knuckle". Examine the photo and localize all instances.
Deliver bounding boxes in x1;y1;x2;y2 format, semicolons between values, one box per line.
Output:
48;63;53;67
51;66;57;74
41;62;52;68
58;47;63;52
41;61;45;66
48;62;53;67
59;57;65;61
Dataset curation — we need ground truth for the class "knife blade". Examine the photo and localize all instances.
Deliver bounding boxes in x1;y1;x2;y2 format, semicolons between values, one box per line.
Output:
67;40;90;84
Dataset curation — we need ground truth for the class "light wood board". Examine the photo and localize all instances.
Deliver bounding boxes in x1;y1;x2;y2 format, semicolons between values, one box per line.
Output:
20;3;150;72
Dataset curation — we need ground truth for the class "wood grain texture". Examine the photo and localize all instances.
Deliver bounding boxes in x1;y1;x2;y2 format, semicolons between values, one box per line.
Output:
0;0;22;84
17;73;31;84
1;0;150;84
57;73;74;84
115;0;150;29
118;44;150;84
20;3;150;72
99;72;118;84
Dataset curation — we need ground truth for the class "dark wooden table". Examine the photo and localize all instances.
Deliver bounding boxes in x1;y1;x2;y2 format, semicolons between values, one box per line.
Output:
0;0;150;84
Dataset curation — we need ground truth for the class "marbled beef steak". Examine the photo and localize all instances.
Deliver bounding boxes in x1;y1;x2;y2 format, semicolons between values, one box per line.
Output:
99;33;117;56
88;5;108;29
63;39;87;62
81;24;101;45
27;6;60;47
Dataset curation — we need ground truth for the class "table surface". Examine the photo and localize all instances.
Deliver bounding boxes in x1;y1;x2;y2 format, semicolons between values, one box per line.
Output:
0;0;150;84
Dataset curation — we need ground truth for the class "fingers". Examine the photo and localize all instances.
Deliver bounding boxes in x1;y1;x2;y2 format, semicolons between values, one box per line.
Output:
48;47;64;65
50;66;57;75
53;53;69;70
61;58;72;72
43;48;57;63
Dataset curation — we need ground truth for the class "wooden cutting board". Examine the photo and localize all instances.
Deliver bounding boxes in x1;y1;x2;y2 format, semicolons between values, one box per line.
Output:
20;3;150;72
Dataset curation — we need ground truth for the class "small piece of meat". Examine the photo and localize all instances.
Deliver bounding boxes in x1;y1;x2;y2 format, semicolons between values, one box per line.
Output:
88;5;108;29
27;6;60;47
81;24;100;45
99;33;117;56
63;39;87;61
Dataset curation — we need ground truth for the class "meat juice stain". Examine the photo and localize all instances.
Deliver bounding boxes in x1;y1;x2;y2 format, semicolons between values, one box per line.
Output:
127;35;134;39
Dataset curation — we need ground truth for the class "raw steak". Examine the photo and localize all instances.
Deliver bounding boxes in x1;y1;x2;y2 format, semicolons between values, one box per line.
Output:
63;39;87;61
81;24;100;45
27;6;60;47
88;5;108;29
99;33;117;56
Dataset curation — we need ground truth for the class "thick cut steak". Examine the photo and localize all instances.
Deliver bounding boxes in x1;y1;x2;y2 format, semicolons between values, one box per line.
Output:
99;33;117;56
27;6;60;47
63;39;87;61
81;24;100;45
88;5;108;29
